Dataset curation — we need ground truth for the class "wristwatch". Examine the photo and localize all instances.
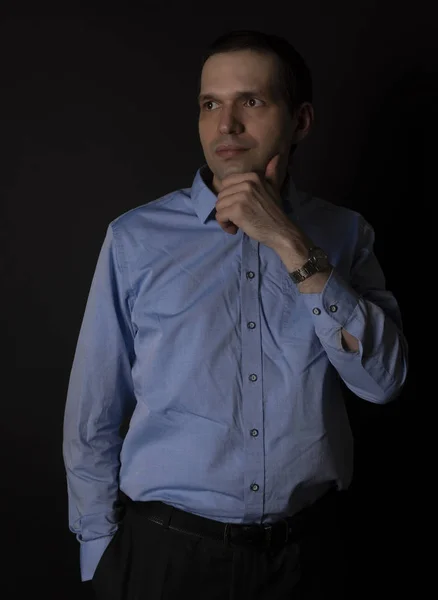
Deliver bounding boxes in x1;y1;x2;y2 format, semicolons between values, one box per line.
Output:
289;247;330;284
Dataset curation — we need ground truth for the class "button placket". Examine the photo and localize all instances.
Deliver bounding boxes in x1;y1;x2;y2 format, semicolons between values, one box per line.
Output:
242;242;264;517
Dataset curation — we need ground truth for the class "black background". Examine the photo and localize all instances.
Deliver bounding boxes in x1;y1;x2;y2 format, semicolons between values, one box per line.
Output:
1;2;433;597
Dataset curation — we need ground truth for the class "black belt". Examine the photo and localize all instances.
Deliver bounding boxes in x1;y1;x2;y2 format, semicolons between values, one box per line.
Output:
125;486;342;551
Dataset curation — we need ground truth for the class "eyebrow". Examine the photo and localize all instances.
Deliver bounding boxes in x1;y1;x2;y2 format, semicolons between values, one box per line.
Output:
198;90;268;104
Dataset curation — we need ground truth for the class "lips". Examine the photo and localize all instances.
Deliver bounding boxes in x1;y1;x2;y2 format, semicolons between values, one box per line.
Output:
216;145;248;152
215;146;249;159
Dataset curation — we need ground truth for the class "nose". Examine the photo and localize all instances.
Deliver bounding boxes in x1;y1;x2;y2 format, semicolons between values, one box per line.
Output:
218;106;244;135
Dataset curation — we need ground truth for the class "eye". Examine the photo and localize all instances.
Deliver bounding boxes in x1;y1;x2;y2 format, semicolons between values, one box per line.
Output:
246;98;263;107
203;100;218;111
202;98;264;111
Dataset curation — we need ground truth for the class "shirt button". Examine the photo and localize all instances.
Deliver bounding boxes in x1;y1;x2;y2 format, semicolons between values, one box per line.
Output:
329;304;338;313
246;271;255;279
249;373;258;382
247;321;256;329
250;483;260;492
250;429;259;437
312;307;321;315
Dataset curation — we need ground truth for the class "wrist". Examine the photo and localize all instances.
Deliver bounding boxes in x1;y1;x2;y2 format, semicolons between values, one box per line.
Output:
273;231;312;273
275;234;332;291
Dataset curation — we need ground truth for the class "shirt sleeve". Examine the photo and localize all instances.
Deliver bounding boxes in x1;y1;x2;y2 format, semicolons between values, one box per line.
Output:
62;223;136;581
300;215;408;404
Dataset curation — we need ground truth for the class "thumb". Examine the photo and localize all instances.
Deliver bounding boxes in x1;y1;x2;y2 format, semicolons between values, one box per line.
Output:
264;153;282;193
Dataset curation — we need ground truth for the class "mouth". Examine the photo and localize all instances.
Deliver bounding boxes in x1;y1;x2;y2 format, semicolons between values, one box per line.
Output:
215;147;249;159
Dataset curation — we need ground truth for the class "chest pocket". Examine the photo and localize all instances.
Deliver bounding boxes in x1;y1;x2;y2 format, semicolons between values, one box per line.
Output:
280;273;318;342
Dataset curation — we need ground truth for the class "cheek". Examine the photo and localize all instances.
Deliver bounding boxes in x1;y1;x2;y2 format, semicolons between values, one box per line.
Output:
261;120;284;140
199;122;214;149
261;130;290;159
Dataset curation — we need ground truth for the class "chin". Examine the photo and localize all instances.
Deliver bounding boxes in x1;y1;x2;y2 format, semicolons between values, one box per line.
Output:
214;157;253;176
221;162;248;176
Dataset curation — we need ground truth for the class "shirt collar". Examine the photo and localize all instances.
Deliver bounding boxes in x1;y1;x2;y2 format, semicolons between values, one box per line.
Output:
190;163;303;224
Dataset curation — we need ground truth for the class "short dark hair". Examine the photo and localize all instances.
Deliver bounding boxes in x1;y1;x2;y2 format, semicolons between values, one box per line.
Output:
198;30;313;157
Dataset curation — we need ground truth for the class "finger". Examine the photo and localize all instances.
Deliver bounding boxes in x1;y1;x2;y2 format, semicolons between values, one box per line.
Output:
223;221;238;234
217;219;238;235
215;209;239;235
220;172;260;191
217;180;257;201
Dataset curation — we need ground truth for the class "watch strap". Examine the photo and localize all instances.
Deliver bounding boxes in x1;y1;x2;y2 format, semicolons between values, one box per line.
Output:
289;259;318;284
289;246;328;284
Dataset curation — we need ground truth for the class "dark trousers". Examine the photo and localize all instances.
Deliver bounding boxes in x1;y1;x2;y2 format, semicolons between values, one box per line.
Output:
91;491;349;599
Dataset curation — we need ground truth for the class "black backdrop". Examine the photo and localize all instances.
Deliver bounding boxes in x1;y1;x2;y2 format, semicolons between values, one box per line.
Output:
1;2;433;597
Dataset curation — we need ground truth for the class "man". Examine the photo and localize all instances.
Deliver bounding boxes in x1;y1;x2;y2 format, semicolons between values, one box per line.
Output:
63;29;408;599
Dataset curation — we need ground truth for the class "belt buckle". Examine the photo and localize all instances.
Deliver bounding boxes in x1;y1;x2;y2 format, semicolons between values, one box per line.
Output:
224;524;261;548
224;520;289;549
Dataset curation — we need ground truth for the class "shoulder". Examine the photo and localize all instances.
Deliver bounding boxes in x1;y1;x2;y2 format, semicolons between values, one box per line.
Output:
301;191;363;222
112;189;186;228
298;190;372;234
105;185;191;242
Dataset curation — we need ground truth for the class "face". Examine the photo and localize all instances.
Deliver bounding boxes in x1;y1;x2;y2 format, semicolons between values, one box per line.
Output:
198;49;311;195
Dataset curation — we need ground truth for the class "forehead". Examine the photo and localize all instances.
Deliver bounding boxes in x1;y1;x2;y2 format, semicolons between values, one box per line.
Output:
200;50;278;93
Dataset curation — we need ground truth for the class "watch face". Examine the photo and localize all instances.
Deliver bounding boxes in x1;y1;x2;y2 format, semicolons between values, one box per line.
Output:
310;247;328;260
310;247;330;272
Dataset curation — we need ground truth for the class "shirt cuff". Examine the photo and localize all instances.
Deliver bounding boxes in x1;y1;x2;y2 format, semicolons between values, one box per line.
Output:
301;269;360;341
80;535;114;582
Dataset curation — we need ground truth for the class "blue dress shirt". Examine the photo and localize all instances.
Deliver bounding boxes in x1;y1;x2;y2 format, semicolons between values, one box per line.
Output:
63;164;408;581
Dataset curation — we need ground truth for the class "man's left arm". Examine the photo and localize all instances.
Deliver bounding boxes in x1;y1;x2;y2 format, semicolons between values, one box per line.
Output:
274;216;408;404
